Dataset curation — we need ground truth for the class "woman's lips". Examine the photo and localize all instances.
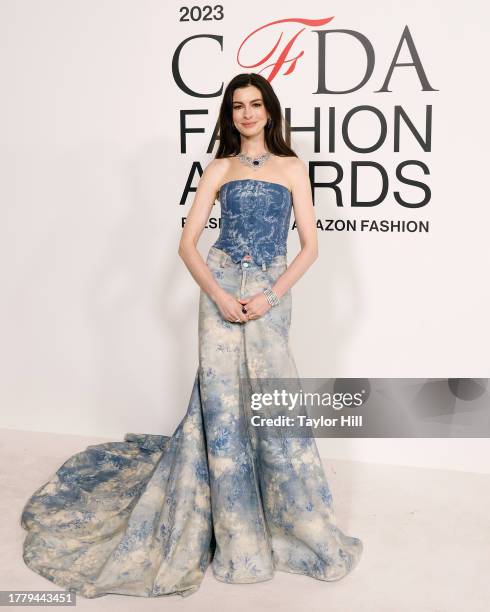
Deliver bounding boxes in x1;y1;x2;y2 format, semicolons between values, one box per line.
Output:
242;122;256;127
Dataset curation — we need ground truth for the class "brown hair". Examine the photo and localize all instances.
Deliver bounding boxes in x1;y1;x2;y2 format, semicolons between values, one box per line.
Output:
214;73;297;159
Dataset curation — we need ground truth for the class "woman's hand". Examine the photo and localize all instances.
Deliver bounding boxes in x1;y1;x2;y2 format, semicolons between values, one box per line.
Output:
238;293;271;321
214;289;249;323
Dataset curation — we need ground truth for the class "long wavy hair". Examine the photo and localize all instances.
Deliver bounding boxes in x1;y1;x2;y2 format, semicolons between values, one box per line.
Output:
214;73;297;159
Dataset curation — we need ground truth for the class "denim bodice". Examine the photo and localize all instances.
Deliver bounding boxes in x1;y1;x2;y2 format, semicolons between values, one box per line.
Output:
212;179;293;266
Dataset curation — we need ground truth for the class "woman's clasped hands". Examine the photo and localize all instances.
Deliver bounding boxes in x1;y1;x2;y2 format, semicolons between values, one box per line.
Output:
215;289;271;323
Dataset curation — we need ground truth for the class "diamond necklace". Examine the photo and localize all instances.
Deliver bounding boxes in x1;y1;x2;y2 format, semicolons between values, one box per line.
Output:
237;152;271;170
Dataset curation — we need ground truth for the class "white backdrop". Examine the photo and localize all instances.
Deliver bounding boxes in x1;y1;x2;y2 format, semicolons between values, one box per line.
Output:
1;0;489;472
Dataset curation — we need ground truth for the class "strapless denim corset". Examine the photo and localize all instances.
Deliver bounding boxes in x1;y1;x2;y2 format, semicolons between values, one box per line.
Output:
213;179;293;267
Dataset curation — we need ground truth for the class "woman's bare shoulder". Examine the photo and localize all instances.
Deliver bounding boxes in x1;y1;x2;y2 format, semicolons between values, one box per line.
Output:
201;157;233;185
288;155;304;168
199;158;233;198
274;154;302;168
204;157;232;173
275;155;306;178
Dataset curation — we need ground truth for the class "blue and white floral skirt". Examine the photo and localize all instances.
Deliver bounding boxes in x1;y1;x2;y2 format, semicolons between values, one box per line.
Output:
20;245;363;598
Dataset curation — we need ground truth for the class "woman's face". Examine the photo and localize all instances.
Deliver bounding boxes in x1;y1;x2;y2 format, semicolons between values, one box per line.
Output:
232;85;269;136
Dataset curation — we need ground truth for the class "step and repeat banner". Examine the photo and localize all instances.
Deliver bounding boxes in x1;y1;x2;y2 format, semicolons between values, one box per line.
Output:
169;2;489;466
2;1;488;469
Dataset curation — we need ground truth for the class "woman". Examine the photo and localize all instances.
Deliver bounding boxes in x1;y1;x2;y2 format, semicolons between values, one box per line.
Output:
20;73;363;598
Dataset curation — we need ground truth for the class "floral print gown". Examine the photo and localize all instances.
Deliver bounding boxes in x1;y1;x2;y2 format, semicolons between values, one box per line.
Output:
20;179;363;598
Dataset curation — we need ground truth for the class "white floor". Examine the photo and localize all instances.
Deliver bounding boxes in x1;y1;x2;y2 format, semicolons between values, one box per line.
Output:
2;428;489;612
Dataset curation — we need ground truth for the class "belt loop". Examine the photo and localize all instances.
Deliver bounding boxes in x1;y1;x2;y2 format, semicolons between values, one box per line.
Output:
262;261;267;271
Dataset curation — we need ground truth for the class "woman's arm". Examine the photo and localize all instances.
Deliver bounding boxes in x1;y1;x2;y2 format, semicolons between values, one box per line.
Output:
178;159;249;323
270;158;318;299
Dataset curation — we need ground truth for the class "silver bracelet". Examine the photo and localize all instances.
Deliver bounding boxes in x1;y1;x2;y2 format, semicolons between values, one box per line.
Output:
263;287;280;307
